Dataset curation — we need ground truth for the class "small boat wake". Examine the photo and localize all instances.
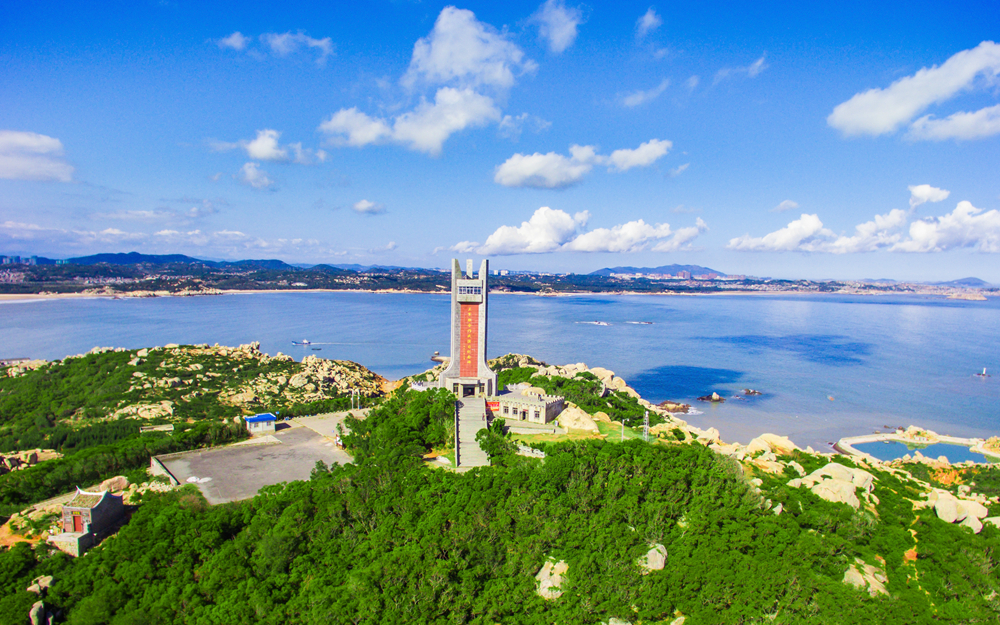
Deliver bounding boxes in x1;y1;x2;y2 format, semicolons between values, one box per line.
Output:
576;321;611;326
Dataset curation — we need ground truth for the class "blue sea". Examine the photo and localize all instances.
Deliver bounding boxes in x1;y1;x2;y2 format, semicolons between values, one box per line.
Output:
2;292;998;450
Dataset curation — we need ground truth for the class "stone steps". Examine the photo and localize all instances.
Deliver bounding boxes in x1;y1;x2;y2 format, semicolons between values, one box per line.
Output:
455;398;489;468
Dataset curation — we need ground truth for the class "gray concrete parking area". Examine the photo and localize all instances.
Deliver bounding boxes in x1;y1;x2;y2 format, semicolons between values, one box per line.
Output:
159;422;353;505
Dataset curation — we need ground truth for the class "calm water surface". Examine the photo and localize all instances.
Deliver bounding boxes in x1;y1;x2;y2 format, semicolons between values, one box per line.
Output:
853;441;994;464
2;292;998;449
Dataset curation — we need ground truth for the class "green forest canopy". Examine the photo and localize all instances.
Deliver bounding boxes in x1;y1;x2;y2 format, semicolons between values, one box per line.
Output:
2;387;1000;624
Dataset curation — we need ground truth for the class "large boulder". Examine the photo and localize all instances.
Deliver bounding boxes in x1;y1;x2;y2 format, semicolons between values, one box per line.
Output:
816;463;855;483
843;560;888;596
745;437;772;455
758;433;801;454
957;499;990;520
535;560;568;600
960;514;984;534
288;373;310;388
100;475;130;492
811;479;860;509
638;543;666;574
557;407;600;433
934;496;961;524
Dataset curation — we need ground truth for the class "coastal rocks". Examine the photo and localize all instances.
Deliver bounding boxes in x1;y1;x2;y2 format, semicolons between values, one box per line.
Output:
5;359;48;378
843;559;888;596
638;543;667;574
26;576;53;596
742;388;763;396
557;406;600;433
535;559;568;600
697;392;724;403
757;433;801;454
288;373;310;388
657;400;691;414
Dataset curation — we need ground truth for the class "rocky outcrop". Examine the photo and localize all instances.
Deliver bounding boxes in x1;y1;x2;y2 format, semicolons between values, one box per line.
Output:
638;543;667;574
787;462;876;509
100;475;130;492
557;405;600;433
29;601;46;625
926;490;990;533
843;559;888;596
113;401;174;420
697;392;724;402
26;576;53;596
535;559;568;600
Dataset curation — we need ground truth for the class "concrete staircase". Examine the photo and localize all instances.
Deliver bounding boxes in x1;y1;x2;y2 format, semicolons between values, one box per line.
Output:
455;398;490;468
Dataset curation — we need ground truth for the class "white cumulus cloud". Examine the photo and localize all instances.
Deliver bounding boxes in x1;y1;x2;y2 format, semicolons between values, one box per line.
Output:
893;201;1000;252
318;109;393;147
908;103;1000;141
728;214;834;252
495;140;671;187
0;130;74;182
320;88;500;156
211;129;326;164
467;207;706;255
352;200;386;215
828;41;1000;138
240;162;273;189
217;32;250;51
533;0;585;54
392;88;501;155
621;79;669;108
824;209;909;253
636;8;662;39
607;139;671;171
772;200;799;213
402;6;535;90
479;206;588;254
908;184;950;209
494;144;600;188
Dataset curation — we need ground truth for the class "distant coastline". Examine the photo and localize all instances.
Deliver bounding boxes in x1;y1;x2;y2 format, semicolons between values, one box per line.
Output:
0;287;994;304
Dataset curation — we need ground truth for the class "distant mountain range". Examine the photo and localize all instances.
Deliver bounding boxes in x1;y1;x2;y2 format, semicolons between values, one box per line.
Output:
589;264;726;277
22;252;437;274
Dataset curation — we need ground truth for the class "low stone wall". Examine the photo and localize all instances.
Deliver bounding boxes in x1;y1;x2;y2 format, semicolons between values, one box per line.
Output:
149;456;180;485
516;445;546;459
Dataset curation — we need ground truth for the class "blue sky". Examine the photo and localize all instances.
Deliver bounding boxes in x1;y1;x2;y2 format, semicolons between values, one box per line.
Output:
1;1;998;280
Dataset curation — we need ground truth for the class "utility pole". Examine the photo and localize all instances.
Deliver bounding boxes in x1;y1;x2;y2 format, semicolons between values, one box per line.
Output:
643;410;649;442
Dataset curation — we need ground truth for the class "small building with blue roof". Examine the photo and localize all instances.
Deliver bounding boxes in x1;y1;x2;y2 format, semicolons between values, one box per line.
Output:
244;412;277;434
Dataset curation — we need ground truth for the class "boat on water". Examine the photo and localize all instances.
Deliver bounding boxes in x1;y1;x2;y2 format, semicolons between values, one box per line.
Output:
577;321;611;326
974;368;990;378
292;340;312;345
625;321;653;325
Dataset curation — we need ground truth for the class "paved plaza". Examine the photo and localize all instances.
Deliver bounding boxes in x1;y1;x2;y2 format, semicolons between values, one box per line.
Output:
159;423;351;505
